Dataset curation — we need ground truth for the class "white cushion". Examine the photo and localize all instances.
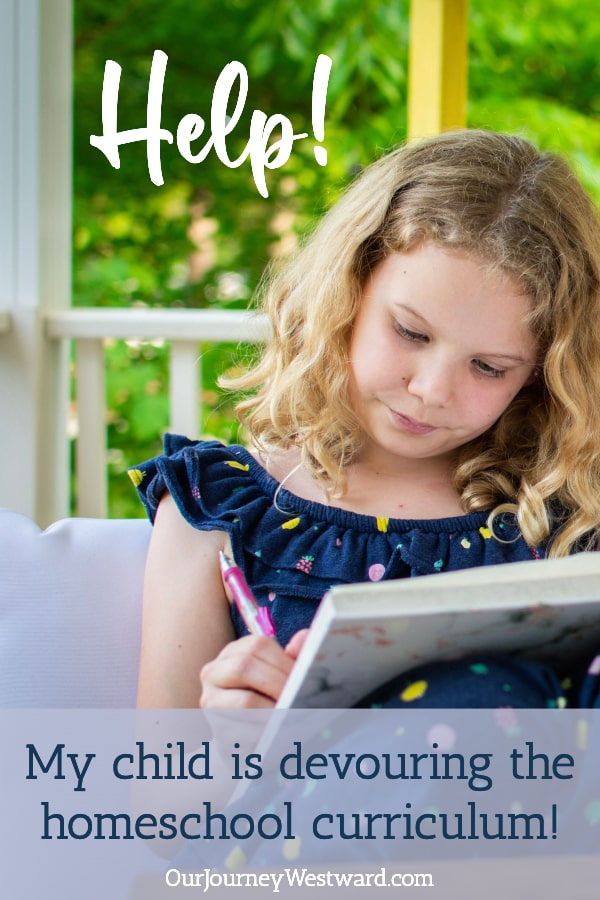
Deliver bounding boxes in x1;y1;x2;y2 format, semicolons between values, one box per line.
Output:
0;509;151;707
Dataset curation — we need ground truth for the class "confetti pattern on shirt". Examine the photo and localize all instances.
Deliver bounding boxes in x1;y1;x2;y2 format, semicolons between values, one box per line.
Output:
282;517;301;530
127;468;144;487
368;563;386;582
225;846;247;869
400;680;429;702
282;837;301;861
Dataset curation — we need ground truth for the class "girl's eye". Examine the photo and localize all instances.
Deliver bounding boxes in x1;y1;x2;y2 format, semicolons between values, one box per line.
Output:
394;322;428;343
473;359;505;379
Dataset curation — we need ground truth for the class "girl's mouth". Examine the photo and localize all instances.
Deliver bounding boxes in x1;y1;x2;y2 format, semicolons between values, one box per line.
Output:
390;410;437;435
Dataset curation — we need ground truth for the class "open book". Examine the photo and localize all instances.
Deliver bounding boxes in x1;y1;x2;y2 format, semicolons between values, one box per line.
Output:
276;552;600;709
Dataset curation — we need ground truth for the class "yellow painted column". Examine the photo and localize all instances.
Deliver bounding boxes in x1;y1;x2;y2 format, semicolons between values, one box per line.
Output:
407;0;469;140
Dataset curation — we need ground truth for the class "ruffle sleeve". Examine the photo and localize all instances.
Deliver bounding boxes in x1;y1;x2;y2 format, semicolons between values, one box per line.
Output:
128;434;269;538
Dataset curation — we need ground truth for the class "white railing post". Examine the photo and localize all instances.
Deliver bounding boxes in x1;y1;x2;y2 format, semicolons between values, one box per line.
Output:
0;0;72;526
169;340;202;438
46;309;271;517
75;339;107;518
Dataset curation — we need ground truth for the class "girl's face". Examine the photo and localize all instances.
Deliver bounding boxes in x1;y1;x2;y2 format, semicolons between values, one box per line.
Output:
348;242;537;473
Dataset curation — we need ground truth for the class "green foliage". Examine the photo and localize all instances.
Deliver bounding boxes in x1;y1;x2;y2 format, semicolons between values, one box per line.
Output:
74;0;411;516
468;0;600;202
73;0;600;517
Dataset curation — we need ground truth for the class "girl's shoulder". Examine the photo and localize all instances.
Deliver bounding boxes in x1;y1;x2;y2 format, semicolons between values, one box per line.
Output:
129;435;544;581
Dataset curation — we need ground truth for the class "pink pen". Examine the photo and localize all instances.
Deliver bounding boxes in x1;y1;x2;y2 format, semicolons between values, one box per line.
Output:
218;550;277;638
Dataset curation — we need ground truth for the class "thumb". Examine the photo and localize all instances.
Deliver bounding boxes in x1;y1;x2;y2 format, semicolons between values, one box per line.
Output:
284;628;310;660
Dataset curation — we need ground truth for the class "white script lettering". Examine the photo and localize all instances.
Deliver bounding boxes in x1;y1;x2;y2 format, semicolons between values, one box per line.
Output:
90;51;332;198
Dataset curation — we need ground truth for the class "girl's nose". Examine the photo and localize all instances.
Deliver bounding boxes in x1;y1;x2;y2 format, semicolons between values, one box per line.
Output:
406;357;454;407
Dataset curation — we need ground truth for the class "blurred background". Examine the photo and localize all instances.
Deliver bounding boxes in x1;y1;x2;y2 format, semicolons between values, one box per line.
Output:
72;0;600;517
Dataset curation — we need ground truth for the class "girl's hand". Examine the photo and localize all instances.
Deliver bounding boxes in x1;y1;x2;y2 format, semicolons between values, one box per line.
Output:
199;629;310;709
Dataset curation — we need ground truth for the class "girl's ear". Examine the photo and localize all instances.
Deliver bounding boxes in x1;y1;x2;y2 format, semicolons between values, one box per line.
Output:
524;366;541;387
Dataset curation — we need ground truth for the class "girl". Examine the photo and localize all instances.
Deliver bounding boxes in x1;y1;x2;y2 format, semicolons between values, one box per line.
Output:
131;129;600;710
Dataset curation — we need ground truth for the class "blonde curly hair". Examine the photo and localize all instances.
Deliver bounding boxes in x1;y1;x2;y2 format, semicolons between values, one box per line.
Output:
223;130;600;557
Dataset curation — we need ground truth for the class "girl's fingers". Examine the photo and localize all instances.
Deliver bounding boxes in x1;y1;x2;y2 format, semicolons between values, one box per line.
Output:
200;686;277;710
199;635;295;708
284;628;310;659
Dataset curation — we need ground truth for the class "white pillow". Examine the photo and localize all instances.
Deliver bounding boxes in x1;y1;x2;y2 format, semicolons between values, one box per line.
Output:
0;509;151;707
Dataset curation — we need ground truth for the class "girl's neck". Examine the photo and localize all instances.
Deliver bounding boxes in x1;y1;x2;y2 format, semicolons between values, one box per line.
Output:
257;446;465;520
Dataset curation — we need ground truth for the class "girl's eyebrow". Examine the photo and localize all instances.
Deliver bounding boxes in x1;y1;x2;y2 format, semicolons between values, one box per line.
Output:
393;302;429;326
466;349;536;367
393;303;533;365
484;352;530;364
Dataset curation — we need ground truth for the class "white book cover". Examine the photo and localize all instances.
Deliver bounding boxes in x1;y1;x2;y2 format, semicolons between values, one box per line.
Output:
277;552;600;709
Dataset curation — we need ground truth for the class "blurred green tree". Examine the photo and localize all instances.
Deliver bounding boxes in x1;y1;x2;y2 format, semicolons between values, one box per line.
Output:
73;0;600;516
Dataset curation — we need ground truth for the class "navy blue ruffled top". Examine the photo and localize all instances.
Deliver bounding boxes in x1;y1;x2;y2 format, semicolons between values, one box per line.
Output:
131;435;546;648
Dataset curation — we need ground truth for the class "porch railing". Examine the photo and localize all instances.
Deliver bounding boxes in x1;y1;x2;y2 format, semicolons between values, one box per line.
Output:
45;308;271;519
